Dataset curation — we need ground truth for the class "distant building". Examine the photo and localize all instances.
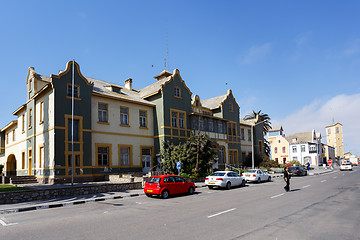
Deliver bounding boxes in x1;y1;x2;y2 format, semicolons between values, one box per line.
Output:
268;125;284;144
286;130;322;166
325;123;344;157
270;135;289;164
321;144;336;164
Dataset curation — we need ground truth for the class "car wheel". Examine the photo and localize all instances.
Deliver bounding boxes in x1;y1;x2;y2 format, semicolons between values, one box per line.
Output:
257;178;261;183
225;182;231;190
268;176;271;182
145;193;152;197
161;190;169;199
208;186;214;189
241;179;246;187
188;187;195;195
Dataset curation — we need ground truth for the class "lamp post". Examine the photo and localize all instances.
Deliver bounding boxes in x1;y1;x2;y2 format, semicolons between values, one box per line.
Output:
251;120;267;169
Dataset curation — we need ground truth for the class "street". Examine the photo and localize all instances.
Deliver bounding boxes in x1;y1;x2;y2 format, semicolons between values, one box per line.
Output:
1;168;359;240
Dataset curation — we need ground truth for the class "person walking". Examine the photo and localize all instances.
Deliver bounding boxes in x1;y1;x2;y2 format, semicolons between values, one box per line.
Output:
284;166;290;192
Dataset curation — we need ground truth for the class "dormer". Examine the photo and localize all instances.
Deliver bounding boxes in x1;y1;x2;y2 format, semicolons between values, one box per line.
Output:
153;69;172;81
105;85;122;94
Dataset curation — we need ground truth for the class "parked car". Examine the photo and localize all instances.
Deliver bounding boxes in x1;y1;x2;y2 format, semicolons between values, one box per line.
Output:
242;169;271;183
205;171;246;189
340;162;352;171
288;166;307;176
144;175;196;199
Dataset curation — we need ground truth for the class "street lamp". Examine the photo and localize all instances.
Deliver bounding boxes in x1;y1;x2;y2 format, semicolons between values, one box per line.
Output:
251;120;267;169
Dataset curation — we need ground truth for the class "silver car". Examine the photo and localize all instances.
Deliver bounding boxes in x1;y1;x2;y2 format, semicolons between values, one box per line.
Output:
205;171;246;190
242;169;271;183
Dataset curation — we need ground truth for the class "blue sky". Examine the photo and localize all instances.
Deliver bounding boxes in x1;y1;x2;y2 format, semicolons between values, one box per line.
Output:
1;1;360;155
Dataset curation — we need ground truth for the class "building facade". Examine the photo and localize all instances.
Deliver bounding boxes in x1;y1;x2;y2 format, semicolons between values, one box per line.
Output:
286;130;322;166
0;61;265;183
325;123;344;158
270;135;289;164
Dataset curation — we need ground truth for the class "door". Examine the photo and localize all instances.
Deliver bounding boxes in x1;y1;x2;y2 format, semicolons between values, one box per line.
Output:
163;176;177;194
142;148;152;174
174;176;187;194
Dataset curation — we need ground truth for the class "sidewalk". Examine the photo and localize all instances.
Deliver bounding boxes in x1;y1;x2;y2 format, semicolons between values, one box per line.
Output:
0;167;337;215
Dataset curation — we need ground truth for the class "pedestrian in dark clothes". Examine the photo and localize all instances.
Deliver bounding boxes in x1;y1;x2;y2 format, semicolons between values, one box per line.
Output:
284;167;290;192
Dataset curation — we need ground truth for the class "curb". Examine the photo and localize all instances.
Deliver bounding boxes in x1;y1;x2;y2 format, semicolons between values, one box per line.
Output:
0;192;144;215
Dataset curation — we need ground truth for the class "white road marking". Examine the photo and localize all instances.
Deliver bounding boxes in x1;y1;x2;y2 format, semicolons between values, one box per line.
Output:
271;193;285;199
302;185;311;189
321;180;327;183
135;202;142;205
0;218;18;227
333;177;337;179
208;208;236;218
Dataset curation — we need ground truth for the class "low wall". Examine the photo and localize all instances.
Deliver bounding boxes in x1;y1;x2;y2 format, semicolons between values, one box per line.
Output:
0;182;142;204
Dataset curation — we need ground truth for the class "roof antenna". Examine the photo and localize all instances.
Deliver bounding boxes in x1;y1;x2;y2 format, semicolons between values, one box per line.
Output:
166;31;169;70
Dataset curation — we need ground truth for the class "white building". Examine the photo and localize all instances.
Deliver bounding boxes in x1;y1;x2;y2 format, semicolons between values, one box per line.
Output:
286;130;322;166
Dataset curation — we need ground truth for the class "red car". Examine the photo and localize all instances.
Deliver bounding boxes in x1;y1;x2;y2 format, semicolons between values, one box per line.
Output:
144;175;196;199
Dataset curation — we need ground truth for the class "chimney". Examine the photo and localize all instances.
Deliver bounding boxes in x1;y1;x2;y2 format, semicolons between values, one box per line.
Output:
125;78;132;90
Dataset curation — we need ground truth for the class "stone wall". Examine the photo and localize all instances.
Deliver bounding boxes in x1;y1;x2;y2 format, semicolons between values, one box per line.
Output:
0;182;142;204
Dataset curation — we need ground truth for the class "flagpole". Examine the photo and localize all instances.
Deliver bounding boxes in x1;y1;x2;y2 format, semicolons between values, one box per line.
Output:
71;60;75;186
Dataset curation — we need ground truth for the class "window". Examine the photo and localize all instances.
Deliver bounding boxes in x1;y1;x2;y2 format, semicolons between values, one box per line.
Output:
22;151;25;169
200;117;204;130
139;110;147;128
336;127;339;134
120;147;130;166
208;119;214;132
179;113;185;129
292;138;297;143
67;84;79;98
98;103;108;123
29;78;32;92
120;107;129;126
229;103;234;112
39;146;44;168
248;129;251;141
327;129;331;134
171;112;177;127
22;114;25;133
39;101;44;124
240;128;245;140
6;133;9;144
274;147;278;154
218;146;225;164
29;149;33;169
301;145;306;152
29;108;32;128
68;154;80;167
228;122;237;136
218;122;223;133
12;130;15;142
98;147;109;166
292;146;297;153
174;86;181;98
293;156;298;161
282;147;286;153
68;119;79;142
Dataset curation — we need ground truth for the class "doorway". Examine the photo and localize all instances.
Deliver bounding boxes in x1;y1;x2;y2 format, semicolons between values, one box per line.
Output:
6;154;17;176
142;148;152;174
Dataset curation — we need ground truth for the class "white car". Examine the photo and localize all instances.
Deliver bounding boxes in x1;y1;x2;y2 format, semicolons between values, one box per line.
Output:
242;169;271;183
205;171;246;189
340;162;352;171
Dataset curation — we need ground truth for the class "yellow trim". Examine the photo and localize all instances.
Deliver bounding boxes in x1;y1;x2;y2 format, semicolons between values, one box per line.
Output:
38;144;45;169
28;147;33;175
28;108;33;129
118;144;135;167
92;130;154;138
50;61;93;86
174;86;182;98
21;151;26;169
39;101;44;125
95;143;112;167
66;82;81;99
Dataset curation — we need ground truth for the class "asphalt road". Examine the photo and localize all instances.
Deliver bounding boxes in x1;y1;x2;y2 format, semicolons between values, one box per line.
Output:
1;168;359;240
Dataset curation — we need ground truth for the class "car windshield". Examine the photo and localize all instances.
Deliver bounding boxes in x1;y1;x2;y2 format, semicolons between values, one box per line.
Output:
245;170;256;173
210;172;226;176
146;177;161;183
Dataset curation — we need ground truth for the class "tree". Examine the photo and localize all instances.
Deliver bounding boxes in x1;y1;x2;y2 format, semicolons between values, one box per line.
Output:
159;134;218;177
244;110;272;159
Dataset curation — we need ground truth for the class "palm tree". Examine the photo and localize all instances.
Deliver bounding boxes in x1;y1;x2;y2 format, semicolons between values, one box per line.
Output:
244;110;272;135
244;110;272;157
